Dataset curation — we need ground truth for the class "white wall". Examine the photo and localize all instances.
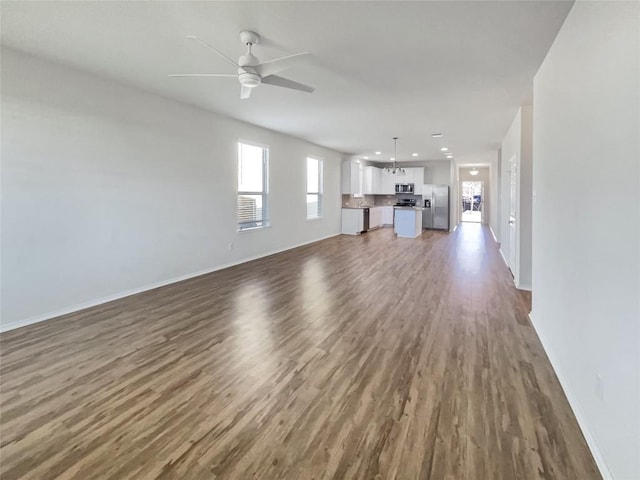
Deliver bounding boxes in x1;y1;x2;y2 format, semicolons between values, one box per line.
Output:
450;160;459;231
519;105;533;289
423;160;451;185
490;149;501;240
0;48;342;330
531;2;639;479
499;106;533;289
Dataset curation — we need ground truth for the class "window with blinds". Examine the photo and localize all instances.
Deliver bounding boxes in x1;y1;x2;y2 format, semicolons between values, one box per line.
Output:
306;157;323;219
238;142;269;230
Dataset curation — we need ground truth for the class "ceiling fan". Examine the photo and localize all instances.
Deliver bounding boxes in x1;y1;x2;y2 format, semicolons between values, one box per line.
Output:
170;30;314;100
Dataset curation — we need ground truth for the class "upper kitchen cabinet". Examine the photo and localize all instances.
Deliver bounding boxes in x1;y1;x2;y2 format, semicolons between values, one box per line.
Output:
412;167;425;185
412;168;424;194
380;169;396;194
363;166;381;195
400;167;424;185
347;164;424;195
341;160;363;196
394;168;424;194
398;169;414;184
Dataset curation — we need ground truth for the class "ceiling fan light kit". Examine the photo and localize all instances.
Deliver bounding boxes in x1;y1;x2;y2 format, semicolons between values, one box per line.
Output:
170;30;314;100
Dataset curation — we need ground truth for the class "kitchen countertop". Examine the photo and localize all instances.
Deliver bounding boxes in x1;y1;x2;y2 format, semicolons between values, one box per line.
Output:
342;206;424;210
342;205;392;209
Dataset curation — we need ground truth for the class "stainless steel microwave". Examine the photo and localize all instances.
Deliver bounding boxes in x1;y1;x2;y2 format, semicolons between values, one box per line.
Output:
395;183;415;194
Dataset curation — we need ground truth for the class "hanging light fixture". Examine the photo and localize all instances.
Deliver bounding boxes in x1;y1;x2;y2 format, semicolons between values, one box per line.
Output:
384;137;405;175
470;169;479;176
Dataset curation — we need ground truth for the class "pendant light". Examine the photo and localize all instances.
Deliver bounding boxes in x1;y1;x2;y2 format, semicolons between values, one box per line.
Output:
384;137;405;175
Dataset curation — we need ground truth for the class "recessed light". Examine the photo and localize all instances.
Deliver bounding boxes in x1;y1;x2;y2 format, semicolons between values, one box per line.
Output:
440;147;449;152
364;156;369;160
446;155;453;159
375;151;382;155
432;133;443;138
390;157;395;161
412;153;419;157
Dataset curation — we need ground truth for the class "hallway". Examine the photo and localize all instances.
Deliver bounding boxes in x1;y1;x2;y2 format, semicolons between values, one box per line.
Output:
0;224;599;479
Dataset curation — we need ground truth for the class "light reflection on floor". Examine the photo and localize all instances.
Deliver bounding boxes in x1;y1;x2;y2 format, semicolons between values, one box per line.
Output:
461;210;482;223
302;257;331;318
232;282;276;374
456;222;487;276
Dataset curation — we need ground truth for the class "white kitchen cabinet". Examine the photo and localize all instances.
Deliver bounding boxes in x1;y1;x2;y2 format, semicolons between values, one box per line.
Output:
363;166;381;195
370;207;383;229
412;167;425;185
341;208;364;235
381;206;394;225
341;160;362;195
380;169;396;194
412;168;424;194
400;169;414;184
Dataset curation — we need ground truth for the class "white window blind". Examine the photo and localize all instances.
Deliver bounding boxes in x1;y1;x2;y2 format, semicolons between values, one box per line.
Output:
306;157;323;219
238;142;269;230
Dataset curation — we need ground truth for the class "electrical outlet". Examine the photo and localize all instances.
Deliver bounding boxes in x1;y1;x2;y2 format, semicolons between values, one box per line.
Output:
228;242;233;251
596;374;604;401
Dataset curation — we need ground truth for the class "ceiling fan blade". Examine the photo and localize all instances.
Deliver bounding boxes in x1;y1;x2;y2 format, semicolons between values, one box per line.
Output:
253;52;311;77
261;75;314;93
168;74;237;77
186;35;239;68
240;85;252;100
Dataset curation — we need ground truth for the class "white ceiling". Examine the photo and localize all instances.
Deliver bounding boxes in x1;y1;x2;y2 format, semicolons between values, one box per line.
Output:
1;1;572;164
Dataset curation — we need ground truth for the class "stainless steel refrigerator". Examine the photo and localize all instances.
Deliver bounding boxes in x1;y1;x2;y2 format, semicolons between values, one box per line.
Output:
422;184;449;230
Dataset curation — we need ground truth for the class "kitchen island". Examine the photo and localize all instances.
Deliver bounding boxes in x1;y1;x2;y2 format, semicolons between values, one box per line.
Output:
394;207;423;238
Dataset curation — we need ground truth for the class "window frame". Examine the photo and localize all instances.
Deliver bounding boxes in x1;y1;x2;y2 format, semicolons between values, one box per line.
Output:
306;156;323;220
237;140;270;231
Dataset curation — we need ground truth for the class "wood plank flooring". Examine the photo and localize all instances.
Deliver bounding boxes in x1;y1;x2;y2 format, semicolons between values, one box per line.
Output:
0;224;600;479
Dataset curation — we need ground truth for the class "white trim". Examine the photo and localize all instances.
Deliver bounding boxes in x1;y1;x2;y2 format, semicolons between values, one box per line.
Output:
238;223;271;233
489;226;499;243
528;312;614;480
237;138;270;150
499;247;509;268
396;233;422;239
0;233;340;333
515;282;532;291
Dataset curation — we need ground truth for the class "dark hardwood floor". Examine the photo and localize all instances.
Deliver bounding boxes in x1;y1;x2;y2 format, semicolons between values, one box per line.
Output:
0;224;600;479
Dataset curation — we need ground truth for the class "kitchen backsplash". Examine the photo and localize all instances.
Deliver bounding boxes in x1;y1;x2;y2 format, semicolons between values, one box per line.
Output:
341;194;422;207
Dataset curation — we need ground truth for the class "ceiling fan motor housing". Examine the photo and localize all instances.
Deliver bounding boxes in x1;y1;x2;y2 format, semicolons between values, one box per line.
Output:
239;54;259;67
238;69;261;88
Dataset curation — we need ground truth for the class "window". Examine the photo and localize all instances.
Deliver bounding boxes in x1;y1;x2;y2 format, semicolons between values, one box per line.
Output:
238;142;269;230
306;157;323;219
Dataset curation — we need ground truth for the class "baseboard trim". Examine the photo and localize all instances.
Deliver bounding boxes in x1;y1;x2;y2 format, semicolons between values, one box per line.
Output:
0;233;340;333
528;312;614;480
515;282;532;291
499;248;509;268
489;226;499;244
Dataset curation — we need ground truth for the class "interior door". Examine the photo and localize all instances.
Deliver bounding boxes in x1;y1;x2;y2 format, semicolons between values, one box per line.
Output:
508;156;518;278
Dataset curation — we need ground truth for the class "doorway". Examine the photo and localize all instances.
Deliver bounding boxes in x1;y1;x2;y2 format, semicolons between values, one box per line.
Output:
461;181;483;223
